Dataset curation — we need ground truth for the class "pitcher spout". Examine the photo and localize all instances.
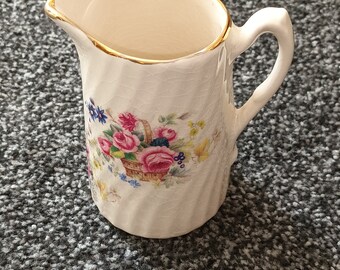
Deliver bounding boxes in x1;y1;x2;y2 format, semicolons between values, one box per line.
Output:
44;0;148;63
44;0;94;52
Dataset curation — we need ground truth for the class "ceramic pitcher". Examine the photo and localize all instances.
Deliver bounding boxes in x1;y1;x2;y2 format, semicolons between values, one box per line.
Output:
45;0;294;238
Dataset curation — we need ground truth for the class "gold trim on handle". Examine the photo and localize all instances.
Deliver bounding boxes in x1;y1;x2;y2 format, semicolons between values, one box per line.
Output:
44;0;232;65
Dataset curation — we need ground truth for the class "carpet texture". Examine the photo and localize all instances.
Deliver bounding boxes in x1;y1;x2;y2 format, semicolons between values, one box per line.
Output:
0;0;339;269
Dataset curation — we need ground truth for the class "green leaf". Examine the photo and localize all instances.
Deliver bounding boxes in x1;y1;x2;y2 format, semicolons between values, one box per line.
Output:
163;177;175;188
124;153;137;161
166;120;176;125
103;129;113;137
132;131;144;142
104;134;111;141
110;145;119;152
166;113;177;121
138;134;145;142
110;124;122;132
158;115;166;123
169;167;189;178
176;179;189;184
168;167;179;176
140;142;148;148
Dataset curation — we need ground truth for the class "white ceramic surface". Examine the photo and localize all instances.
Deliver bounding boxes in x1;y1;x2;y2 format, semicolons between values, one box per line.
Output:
45;0;294;238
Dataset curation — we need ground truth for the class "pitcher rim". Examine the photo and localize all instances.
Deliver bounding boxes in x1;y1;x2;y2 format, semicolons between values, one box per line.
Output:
44;0;232;65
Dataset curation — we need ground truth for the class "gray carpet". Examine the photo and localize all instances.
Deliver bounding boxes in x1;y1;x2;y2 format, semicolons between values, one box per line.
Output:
0;0;339;269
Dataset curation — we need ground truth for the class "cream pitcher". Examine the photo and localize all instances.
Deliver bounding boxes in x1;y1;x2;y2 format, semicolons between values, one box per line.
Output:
45;0;294;238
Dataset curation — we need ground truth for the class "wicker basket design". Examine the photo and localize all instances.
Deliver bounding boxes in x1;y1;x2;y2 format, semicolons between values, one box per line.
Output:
121;119;169;182
121;158;169;182
139;119;152;144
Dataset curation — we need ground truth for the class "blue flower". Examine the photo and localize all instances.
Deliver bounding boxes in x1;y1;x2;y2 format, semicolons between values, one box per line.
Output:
118;173;140;188
119;173;127;182
88;103;97;121
96;106;107;124
128;180;141;188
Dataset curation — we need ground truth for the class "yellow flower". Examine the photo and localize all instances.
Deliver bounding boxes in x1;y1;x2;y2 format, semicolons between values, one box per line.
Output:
96;180;107;200
194;138;210;162
151;179;162;187
188;121;194;128
190;127;199;137
111;150;125;159
197;120;205;129
92;159;102;170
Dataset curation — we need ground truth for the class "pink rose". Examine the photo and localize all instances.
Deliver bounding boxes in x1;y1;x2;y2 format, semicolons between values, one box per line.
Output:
118;112;138;132
154;127;177;142
98;137;112;156
138;146;176;173
112;131;140;153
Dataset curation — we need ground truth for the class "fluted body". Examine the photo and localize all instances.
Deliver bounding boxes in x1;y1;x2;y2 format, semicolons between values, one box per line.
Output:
76;25;237;238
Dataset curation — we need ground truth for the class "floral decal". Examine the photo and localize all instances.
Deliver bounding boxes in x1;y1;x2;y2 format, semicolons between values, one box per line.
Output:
86;99;221;188
90;178;121;203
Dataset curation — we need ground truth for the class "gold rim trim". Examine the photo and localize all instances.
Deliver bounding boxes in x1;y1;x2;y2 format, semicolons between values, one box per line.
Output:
44;0;232;65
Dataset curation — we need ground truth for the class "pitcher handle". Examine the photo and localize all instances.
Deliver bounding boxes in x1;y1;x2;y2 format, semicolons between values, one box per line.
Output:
229;8;294;139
